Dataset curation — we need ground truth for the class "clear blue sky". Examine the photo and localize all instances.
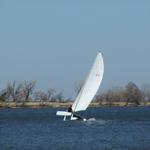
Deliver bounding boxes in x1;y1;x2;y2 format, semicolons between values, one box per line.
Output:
0;0;150;98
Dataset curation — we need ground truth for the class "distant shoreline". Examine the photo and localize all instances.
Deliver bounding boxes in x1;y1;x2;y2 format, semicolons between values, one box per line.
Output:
0;102;150;109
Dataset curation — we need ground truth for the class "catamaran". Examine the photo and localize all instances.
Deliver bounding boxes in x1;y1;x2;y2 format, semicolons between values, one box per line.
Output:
56;52;104;121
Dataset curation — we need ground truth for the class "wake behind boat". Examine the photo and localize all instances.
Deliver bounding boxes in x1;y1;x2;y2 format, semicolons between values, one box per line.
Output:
56;52;104;121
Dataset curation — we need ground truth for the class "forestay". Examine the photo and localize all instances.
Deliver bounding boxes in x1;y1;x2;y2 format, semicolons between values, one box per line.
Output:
72;52;104;112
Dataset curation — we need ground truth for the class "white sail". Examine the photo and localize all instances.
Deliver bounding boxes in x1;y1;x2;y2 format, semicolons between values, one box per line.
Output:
72;52;104;112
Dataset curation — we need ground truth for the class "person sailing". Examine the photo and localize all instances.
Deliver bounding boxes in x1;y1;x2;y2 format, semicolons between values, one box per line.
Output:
67;106;82;120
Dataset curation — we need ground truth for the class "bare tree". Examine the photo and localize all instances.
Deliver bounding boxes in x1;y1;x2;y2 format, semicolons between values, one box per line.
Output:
6;81;23;102
141;83;150;102
96;89;114;105
105;89;114;105
0;89;7;102
47;88;56;101
109;87;126;102
34;88;56;102
54;92;64;102
95;93;105;105
34;91;48;102
125;82;142;105
22;81;36;101
5;81;36;102
95;87;130;105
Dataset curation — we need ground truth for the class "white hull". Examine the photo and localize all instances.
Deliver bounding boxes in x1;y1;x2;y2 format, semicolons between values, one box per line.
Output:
56;111;86;121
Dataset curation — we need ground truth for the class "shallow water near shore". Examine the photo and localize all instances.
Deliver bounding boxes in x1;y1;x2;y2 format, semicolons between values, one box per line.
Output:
0;107;150;150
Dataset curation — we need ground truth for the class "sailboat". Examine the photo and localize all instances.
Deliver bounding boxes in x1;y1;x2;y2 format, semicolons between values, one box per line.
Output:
56;52;104;121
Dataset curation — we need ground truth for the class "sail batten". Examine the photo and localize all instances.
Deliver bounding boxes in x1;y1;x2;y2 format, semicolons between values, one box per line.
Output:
72;52;104;112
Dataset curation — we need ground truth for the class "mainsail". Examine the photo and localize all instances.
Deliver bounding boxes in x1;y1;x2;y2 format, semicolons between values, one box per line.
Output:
72;52;104;112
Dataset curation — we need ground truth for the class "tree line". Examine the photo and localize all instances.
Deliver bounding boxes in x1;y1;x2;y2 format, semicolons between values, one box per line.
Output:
0;81;150;105
95;82;150;105
0;81;64;102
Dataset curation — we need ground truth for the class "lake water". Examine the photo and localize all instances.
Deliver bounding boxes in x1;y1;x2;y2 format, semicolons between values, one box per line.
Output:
0;107;150;150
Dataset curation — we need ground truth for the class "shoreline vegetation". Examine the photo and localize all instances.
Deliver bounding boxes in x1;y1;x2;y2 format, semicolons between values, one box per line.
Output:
0;102;150;109
1;81;150;109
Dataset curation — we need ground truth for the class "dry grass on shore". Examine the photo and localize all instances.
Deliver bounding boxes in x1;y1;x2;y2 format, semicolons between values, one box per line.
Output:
0;101;150;108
